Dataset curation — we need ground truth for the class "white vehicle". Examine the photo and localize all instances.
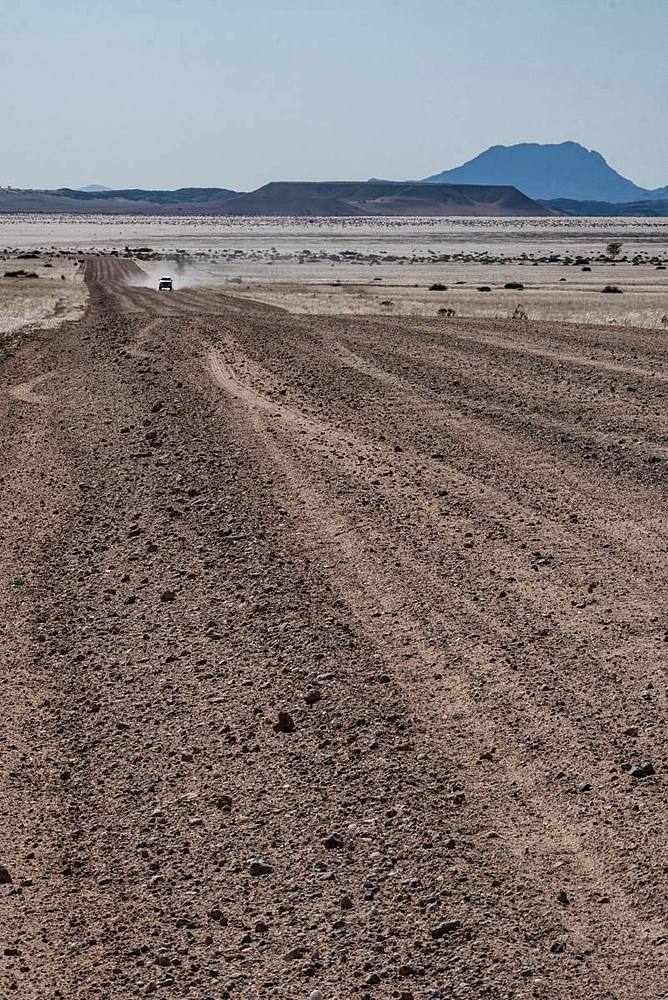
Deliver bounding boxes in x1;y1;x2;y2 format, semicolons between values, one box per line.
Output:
158;276;173;291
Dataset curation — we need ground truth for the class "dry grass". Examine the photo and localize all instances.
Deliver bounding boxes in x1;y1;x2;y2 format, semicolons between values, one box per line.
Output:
226;278;668;329
0;256;87;341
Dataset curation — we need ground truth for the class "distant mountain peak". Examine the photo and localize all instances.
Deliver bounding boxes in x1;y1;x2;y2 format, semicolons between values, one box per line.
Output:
422;142;654;203
78;184;112;192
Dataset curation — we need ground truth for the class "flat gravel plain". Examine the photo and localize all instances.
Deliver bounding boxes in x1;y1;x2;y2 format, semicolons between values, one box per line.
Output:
1;258;668;999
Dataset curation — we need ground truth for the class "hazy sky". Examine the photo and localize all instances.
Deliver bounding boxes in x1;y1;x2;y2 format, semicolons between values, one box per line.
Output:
1;0;666;190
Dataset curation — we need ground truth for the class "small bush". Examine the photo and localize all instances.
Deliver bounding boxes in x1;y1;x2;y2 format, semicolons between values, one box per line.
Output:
438;307;456;317
511;304;528;321
504;281;524;290
477;285;491;292
429;282;447;291
601;285;623;294
582;266;592;271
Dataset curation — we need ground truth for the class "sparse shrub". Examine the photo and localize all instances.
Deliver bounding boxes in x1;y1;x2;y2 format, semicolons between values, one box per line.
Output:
477;285;491;292
438;307;456;317
582;266;592;271
661;314;668;328
429;282;447;291
601;285;623;293
380;299;393;307
504;281;524;290
511;304;528;321
606;241;623;258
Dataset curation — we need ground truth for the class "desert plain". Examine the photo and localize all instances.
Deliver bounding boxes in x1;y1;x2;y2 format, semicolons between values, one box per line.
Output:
2;214;668;999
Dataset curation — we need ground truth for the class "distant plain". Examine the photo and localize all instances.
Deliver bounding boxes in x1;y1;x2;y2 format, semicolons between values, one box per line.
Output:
1;214;667;331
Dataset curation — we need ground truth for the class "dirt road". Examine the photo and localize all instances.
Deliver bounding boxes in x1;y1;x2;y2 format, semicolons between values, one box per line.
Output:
2;258;668;999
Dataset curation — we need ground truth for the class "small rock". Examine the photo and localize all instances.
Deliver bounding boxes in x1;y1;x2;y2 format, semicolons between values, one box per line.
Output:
631;761;655;779
447;791;466;805
364;972;381;986
323;833;344;850
0;865;12;885
624;726;639;737
160;590;176;603
249;859;273;877
274;711;295;733
284;946;306;960
398;963;418;977
557;889;569;906
254;920;269;933
430;919;460;939
309;992;324;1000
304;689;321;705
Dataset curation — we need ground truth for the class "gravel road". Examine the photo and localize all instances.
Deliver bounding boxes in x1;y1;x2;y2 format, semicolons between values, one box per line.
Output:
2;258;667;999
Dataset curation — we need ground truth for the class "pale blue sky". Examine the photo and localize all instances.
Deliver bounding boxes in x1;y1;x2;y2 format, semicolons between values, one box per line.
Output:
1;0;666;191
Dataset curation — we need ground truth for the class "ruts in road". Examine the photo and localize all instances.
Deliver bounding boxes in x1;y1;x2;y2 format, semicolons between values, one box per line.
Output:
1;257;668;999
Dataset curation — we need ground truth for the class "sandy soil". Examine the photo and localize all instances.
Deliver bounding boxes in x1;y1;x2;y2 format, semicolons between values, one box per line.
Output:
2;214;668;255
1;258;668;999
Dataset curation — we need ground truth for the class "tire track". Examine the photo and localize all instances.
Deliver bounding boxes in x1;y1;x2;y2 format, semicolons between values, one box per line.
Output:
206;341;668;998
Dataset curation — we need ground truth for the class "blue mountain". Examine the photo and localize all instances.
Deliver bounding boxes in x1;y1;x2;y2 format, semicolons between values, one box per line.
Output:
423;142;666;203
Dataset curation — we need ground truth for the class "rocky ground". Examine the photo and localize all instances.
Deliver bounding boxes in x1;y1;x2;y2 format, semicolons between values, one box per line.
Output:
1;257;668;999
